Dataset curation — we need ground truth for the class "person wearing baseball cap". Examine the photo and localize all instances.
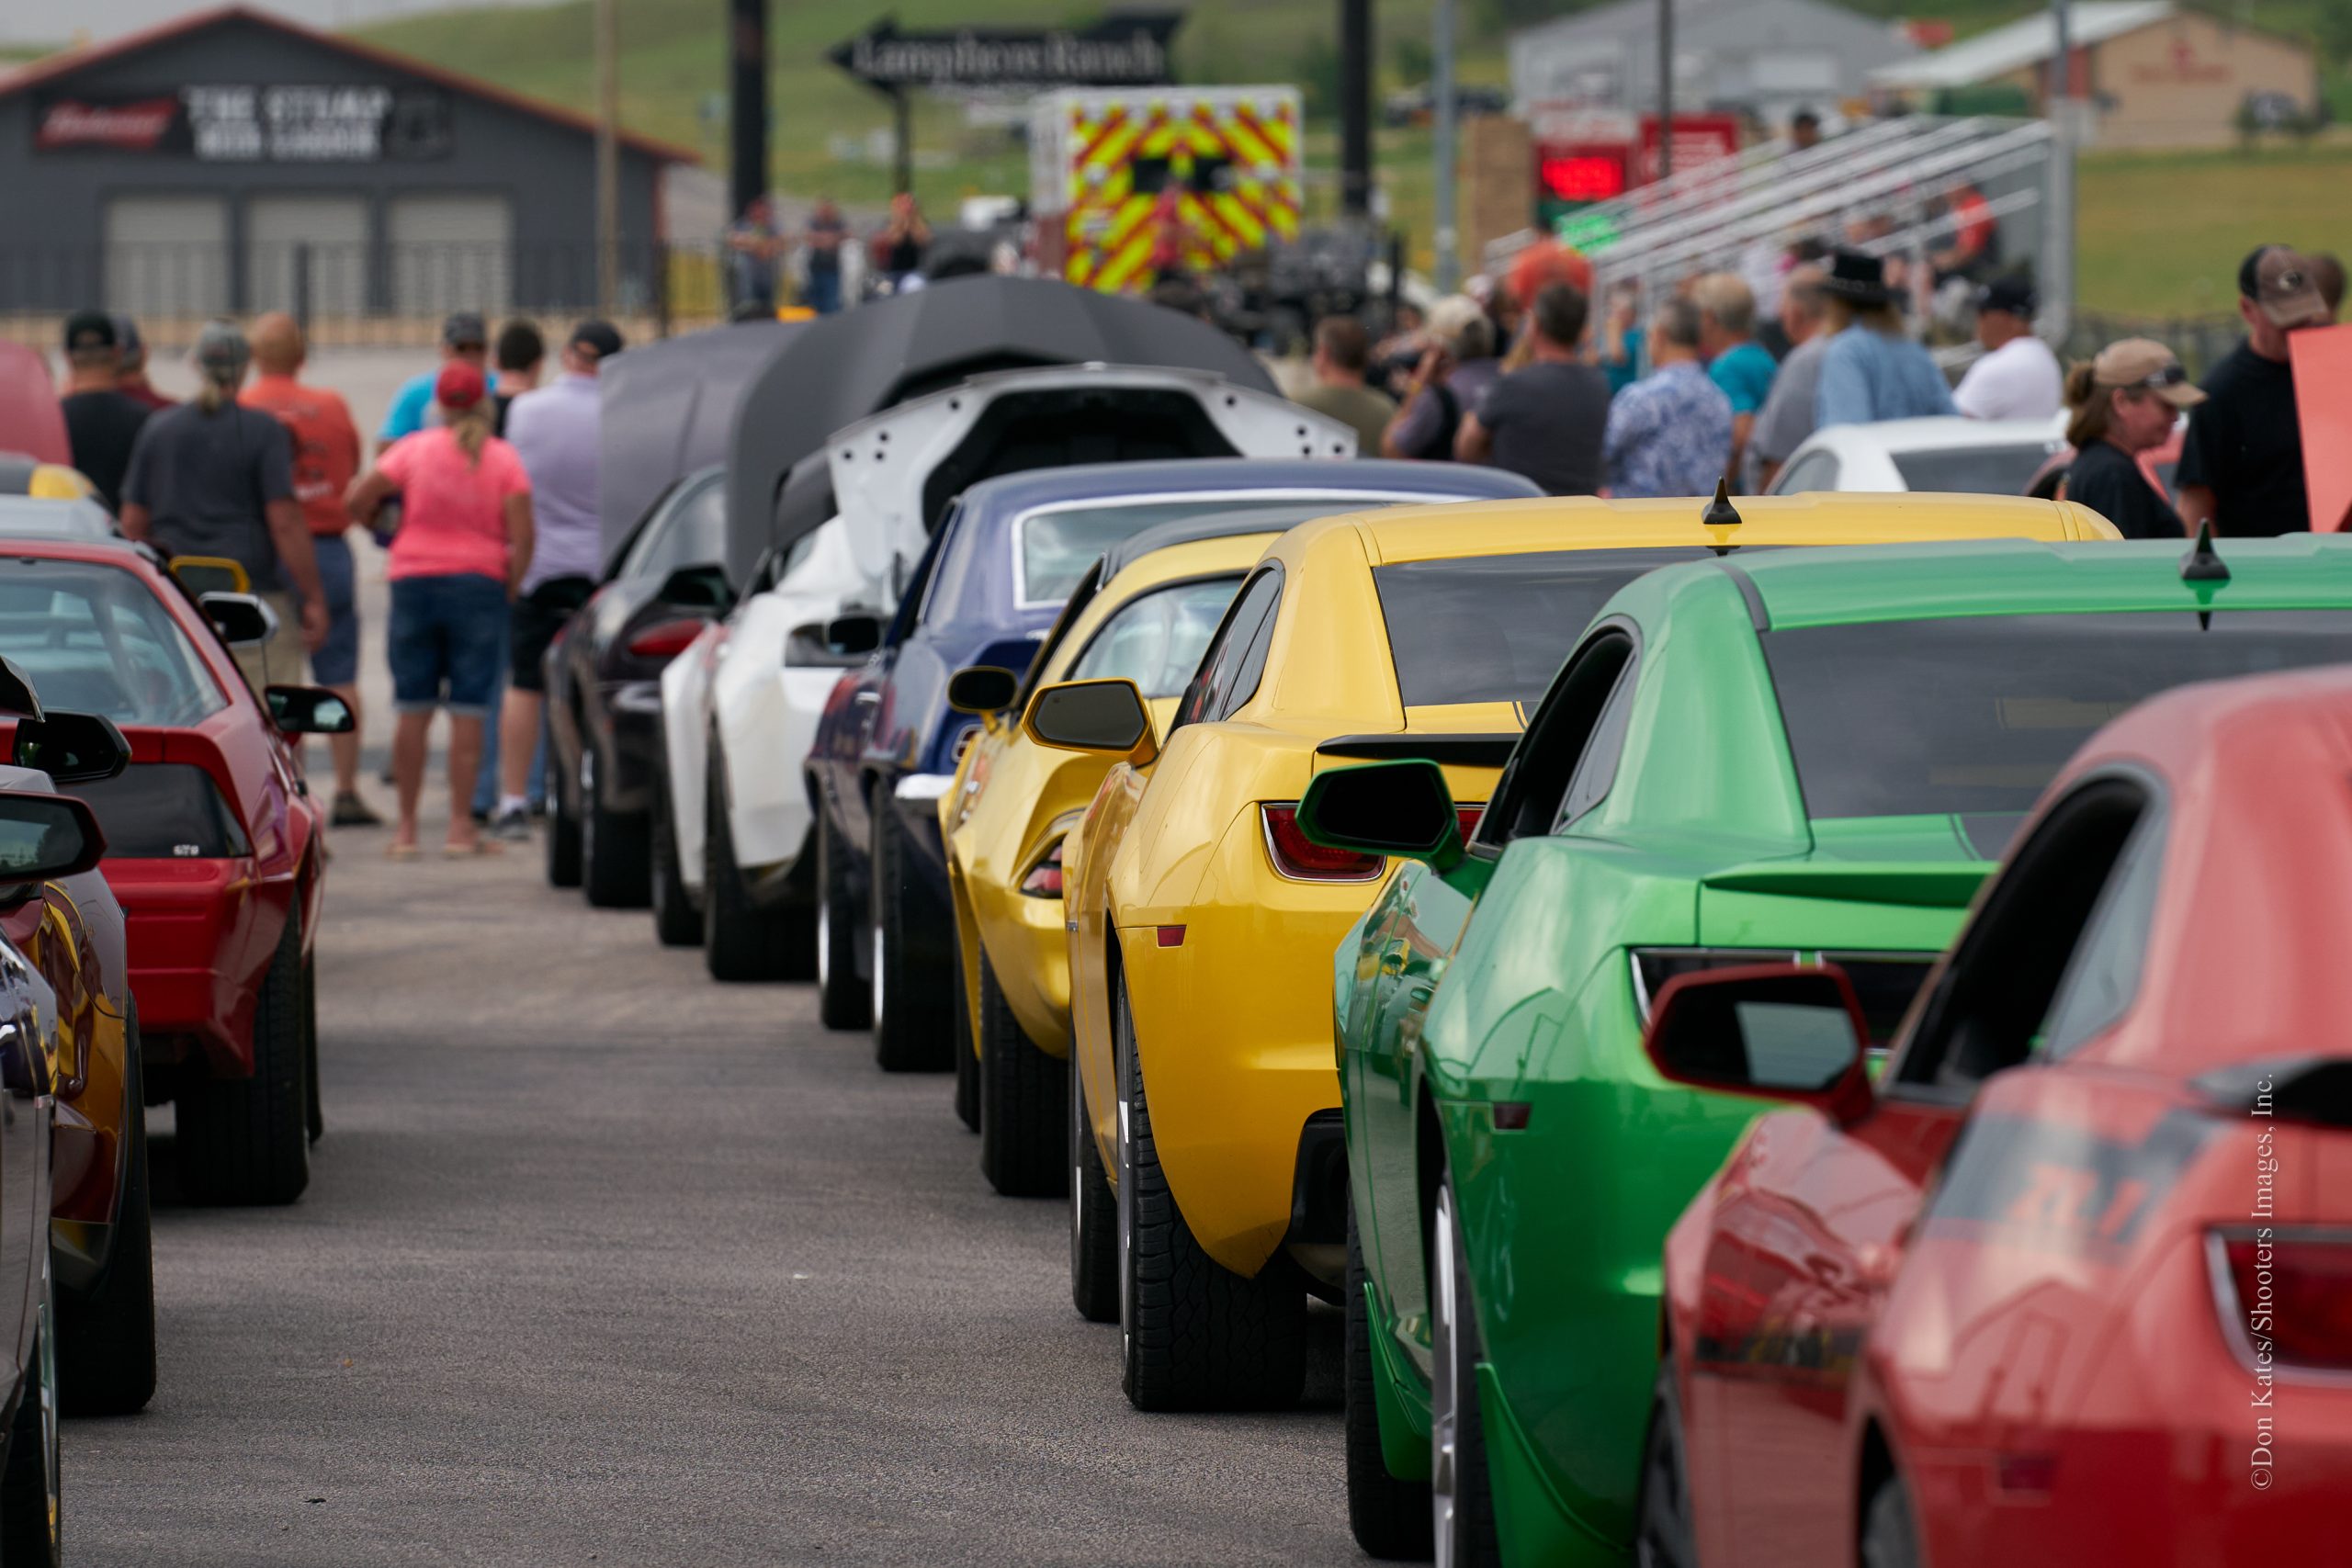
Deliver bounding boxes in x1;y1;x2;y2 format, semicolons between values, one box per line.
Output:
489;320;623;840
2177;245;2330;536
2060;340;2205;540
111;314;175;412
345;355;536;858
1952;276;2062;422
57;309;150;510
119;320;328;693
378;310;492;447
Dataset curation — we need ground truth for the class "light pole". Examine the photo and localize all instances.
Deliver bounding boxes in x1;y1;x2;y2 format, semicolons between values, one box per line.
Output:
2044;0;2076;344
1657;0;1674;184
1432;0;1458;289
594;0;619;314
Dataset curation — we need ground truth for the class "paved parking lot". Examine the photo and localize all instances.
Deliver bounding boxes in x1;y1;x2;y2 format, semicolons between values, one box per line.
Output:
67;813;1351;1565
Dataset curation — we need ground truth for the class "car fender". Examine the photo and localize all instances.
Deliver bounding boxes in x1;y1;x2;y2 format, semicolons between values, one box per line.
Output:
712;590;835;879
659;620;723;897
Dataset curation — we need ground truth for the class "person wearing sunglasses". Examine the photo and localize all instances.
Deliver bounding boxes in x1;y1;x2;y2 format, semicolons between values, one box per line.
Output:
2059;339;2205;539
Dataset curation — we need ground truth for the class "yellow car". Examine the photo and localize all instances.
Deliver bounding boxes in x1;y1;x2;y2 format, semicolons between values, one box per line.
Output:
1030;491;2120;1410
940;513;1296;1197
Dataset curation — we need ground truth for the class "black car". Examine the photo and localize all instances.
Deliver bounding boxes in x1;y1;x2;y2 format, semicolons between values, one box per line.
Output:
544;465;732;907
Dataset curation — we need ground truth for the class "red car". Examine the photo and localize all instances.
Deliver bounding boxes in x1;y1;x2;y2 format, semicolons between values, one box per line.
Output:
1640;663;2352;1567
0;539;349;1206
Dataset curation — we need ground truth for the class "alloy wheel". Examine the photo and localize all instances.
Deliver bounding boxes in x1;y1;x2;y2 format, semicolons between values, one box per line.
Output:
1114;988;1136;1358
1431;1184;1463;1568
578;750;596;873
869;885;888;1032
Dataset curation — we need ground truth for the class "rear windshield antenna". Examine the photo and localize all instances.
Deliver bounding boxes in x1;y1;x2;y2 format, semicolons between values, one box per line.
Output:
2180;522;2229;630
1702;478;1742;555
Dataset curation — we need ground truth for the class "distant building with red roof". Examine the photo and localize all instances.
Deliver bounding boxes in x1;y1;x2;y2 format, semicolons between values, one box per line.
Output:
0;5;700;319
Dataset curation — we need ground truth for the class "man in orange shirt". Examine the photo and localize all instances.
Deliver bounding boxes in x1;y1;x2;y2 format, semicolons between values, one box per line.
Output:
244;312;377;826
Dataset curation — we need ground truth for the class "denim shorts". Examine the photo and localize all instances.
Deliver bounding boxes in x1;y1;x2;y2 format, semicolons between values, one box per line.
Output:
310;533;359;688
388;572;508;718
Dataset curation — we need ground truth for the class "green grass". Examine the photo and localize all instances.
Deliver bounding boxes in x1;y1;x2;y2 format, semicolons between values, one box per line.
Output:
2076;141;2352;316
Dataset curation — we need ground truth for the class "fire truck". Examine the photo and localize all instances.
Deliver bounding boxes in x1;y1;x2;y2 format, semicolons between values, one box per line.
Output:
1028;85;1303;293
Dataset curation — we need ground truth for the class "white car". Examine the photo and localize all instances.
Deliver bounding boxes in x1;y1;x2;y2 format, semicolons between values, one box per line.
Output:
651;363;1356;977
1767;416;2067;497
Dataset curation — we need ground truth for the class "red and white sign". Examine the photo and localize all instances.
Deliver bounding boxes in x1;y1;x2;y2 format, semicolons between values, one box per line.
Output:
1635;113;1742;185
35;96;182;152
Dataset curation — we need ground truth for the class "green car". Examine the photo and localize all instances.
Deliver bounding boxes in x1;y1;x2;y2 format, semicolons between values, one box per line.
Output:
1300;535;2352;1565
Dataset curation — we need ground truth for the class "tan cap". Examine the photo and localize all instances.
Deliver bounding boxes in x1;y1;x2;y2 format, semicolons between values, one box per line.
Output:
2242;245;2330;331
2092;338;2207;410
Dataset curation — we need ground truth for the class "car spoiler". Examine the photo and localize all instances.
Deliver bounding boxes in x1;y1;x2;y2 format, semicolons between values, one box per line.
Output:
1317;732;1519;768
1700;861;1992;909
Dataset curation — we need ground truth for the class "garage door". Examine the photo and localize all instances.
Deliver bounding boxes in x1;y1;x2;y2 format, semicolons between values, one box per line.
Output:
105;196;230;321
246;195;369;319
387;193;511;317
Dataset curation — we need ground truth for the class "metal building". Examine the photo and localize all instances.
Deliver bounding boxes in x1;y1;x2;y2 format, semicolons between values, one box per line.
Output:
1509;0;1920;129
0;4;696;321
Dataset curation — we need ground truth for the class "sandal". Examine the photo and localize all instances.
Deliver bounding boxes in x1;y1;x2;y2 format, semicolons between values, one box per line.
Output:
441;839;503;859
386;841;422;861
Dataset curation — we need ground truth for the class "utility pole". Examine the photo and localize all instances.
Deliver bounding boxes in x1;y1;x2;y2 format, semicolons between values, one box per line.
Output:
727;0;768;223
1432;0;1458;290
1339;0;1372;219
892;88;912;196
594;0;619;314
2044;0;2076;344
1656;0;1674;184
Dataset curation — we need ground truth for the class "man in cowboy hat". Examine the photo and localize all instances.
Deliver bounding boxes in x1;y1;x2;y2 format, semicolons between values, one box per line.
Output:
1813;251;1954;429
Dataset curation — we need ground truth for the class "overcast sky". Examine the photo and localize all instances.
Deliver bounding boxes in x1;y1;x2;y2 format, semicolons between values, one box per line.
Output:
2;0;550;48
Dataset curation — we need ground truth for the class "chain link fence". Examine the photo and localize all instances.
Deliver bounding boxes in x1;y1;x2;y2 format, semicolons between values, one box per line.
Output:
0;241;739;351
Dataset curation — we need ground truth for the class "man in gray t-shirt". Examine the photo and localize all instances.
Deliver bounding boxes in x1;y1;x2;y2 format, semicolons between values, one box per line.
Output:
1747;265;1830;491
119;321;326;682
1455;283;1611;496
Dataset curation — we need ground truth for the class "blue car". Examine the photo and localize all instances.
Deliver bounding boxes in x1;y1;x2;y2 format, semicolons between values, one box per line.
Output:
803;457;1542;1071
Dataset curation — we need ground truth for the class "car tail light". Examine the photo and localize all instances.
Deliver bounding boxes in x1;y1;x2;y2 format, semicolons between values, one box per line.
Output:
1021;839;1064;898
1630;947;1932;1042
1261;804;1385;882
1456;806;1484;842
627;618;707;660
62;761;251;859
2213;1228;2352;1372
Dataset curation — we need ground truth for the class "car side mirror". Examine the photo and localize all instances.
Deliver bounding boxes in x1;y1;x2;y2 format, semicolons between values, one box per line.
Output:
0;790;107;903
1297;760;1464;873
0;656;42;720
947;665;1021;716
171;555;252;599
654;563;733;614
11;710;130;784
1023;679;1158;768
1642;963;1873;1125
825;613;886;657
200;591;277;648
266;685;356;737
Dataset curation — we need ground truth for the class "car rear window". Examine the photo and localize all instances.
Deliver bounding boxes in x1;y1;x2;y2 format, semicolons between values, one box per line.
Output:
1763;610;2352;831
1890;443;2061;496
0;558;227;725
1017;496;1390;607
1374;548;1713;707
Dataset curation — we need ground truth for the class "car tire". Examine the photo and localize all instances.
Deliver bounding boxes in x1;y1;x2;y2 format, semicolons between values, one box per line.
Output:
177;904;309;1207
1634;1361;1699;1568
1069;1038;1117;1323
581;745;652;908
870;804;952;1072
952;962;979;1133
1348;1194;1433;1560
301;955;322;1145
1116;971;1305;1410
814;807;869;1030
649;762;700;948
0;1275;60;1567
701;747;813;981
58;1033;155;1419
978;953;1068;1196
1860;1472;1923;1568
545;759;583;890
1430;1174;1499;1568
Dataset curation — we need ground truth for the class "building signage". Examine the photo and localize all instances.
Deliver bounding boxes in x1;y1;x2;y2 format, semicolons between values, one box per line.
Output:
33;85;453;161
829;15;1182;91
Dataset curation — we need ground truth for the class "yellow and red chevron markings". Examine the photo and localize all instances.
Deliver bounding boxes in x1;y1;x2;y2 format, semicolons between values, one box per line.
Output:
1058;94;1301;294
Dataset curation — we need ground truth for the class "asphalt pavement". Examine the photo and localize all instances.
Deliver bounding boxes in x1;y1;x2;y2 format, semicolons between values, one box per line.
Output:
66;802;1351;1566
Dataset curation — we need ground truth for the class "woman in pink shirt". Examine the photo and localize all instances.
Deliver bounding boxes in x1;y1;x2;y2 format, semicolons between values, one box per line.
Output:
347;363;534;857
